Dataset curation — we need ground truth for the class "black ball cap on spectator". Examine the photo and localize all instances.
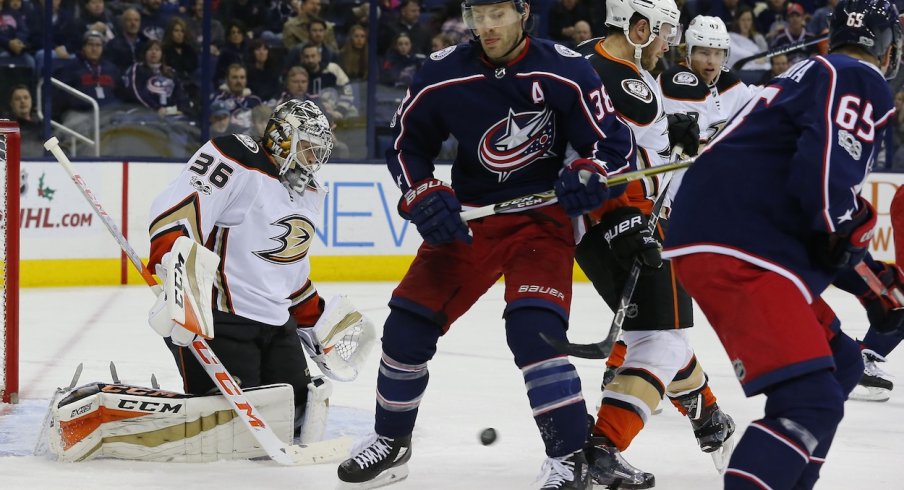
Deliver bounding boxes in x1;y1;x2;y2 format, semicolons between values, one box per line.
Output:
83;30;106;46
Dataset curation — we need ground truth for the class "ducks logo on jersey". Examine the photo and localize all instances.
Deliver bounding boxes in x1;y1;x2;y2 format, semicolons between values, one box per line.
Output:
478;108;556;182
253;215;315;264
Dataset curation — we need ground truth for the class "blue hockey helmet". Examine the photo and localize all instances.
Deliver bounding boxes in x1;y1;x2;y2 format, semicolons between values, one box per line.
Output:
829;0;903;79
462;0;527;13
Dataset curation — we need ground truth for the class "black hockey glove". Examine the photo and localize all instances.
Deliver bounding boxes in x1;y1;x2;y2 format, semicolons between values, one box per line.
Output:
858;263;904;335
666;113;700;156
599;206;662;274
398;178;472;245
554;159;610;217
812;196;877;270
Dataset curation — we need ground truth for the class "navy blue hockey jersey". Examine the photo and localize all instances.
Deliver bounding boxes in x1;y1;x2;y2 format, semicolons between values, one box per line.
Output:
387;38;637;206
663;54;895;302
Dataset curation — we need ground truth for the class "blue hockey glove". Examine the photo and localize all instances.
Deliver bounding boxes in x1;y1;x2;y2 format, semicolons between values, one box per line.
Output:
554;159;609;217
814;196;877;270
398;178;472;245
859;263;904;335
599;206;662;274
666;113;700;156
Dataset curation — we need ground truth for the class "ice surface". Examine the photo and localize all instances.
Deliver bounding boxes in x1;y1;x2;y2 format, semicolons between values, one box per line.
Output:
1;283;901;489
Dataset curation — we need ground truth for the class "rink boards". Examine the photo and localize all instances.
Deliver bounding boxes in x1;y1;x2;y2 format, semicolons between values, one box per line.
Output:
15;160;904;287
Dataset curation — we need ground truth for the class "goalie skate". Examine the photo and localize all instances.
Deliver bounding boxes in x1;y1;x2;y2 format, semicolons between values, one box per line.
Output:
337;434;411;489
849;350;893;402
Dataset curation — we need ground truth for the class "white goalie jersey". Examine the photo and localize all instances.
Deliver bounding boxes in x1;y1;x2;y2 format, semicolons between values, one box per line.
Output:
149;134;325;327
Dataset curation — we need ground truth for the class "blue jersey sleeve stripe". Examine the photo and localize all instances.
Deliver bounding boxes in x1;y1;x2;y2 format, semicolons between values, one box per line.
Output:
815;56;839;234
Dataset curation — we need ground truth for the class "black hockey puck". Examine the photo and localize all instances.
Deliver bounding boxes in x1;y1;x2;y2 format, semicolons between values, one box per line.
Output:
479;427;497;445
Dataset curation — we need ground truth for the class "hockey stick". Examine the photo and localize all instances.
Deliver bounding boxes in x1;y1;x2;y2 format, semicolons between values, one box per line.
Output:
44;137;349;466
540;146;682;359
731;35;828;71
460;157;695;221
854;261;904;308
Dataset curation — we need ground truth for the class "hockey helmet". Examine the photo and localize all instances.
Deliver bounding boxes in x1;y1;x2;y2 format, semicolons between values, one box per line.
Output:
685;16;730;62
605;0;634;30
607;0;683;46
262;99;333;193
829;0;903;79
462;0;528;31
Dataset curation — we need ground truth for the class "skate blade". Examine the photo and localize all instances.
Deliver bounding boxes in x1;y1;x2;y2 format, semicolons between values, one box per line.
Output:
710;434;735;475
849;385;891;402
336;464;409;490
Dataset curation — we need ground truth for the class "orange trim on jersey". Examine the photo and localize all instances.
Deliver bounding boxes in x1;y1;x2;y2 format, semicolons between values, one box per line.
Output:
596;42;640;75
149;230;183;271
290;280;324;328
594;404;645;451
60;407;150;450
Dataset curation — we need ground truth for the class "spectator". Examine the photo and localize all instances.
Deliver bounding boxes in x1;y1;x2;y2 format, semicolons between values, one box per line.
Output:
571;19;592;47
218;0;267;36
380;32;423;88
139;0;169;41
547;0;591;43
300;43;357;119
123;39;189;116
29;0;79;74
208;99;234;138
251;102;271;137
273;65;311;105
769;3;817;64
5;84;43;156
339;24;367;81
53;30;123;114
431;33;453;52
76;0;115;44
245;39;281;102
756;0;788;39
756;53;789;85
306;17;337;63
435;0;471;45
0;0;34;69
377;0;430;55
807;0;836;54
215;20;248;83
728;5;769;71
705;0;740;26
106;8;148;71
282;0;337;50
185;0;224;50
162;16;197;84
211;63;262;133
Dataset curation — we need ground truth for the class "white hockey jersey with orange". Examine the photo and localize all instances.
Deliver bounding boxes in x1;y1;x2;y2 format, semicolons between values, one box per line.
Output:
148;134;325;327
658;65;753;204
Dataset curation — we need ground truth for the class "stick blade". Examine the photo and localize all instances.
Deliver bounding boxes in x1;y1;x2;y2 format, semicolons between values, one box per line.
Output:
538;332;613;359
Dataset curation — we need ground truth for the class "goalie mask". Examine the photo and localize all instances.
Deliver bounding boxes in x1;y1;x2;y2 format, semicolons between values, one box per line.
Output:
263;99;334;194
829;0;903;79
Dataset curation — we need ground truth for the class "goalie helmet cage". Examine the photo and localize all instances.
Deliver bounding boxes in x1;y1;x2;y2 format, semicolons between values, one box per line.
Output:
0;121;20;404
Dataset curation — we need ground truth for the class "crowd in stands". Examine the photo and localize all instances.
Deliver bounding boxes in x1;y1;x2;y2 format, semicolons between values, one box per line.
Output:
1;0;903;164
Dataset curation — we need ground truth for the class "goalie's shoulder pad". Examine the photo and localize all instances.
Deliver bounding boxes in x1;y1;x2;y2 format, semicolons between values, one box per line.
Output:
49;382;294;463
208;134;276;178
659;65;708;102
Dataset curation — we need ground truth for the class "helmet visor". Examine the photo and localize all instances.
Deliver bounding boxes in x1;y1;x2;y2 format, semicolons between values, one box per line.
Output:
463;2;523;31
658;22;683;46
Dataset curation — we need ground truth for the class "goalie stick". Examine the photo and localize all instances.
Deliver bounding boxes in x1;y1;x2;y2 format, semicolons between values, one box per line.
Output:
730;35;828;72
540;146;682;359
460;157;695;221
44;137;348;466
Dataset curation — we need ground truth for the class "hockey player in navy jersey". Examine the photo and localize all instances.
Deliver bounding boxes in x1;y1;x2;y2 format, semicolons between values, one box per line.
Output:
662;0;902;487
572;0;736;486
335;0;637;487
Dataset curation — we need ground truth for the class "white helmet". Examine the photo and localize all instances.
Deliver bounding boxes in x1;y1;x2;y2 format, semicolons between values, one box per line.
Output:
262;99;334;194
605;0;634;30
685;15;730;63
629;0;683;46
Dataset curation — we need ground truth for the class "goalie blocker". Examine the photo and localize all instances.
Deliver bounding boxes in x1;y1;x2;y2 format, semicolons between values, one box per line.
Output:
47;378;333;463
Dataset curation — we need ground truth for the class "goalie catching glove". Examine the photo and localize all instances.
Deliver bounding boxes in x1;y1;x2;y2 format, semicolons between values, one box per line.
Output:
148;236;220;346
297;295;377;382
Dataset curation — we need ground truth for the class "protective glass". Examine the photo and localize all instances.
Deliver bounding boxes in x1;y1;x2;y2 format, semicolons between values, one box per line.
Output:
463;3;523;31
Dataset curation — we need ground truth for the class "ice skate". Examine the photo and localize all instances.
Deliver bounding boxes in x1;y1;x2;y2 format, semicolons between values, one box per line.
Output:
337;434;411;489
587;436;655;489
850;349;893;402
536;449;592;489
673;390;736;473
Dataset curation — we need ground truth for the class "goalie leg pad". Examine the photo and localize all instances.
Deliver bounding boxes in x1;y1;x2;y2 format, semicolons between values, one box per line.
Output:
48;382;294;463
298;376;333;444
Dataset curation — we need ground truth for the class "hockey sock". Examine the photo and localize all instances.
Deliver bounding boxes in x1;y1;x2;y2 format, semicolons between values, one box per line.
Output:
861;324;904;358
374;308;442;438
725;370;844;490
605;340;627;370
505;308;588;457
795;332;864;489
